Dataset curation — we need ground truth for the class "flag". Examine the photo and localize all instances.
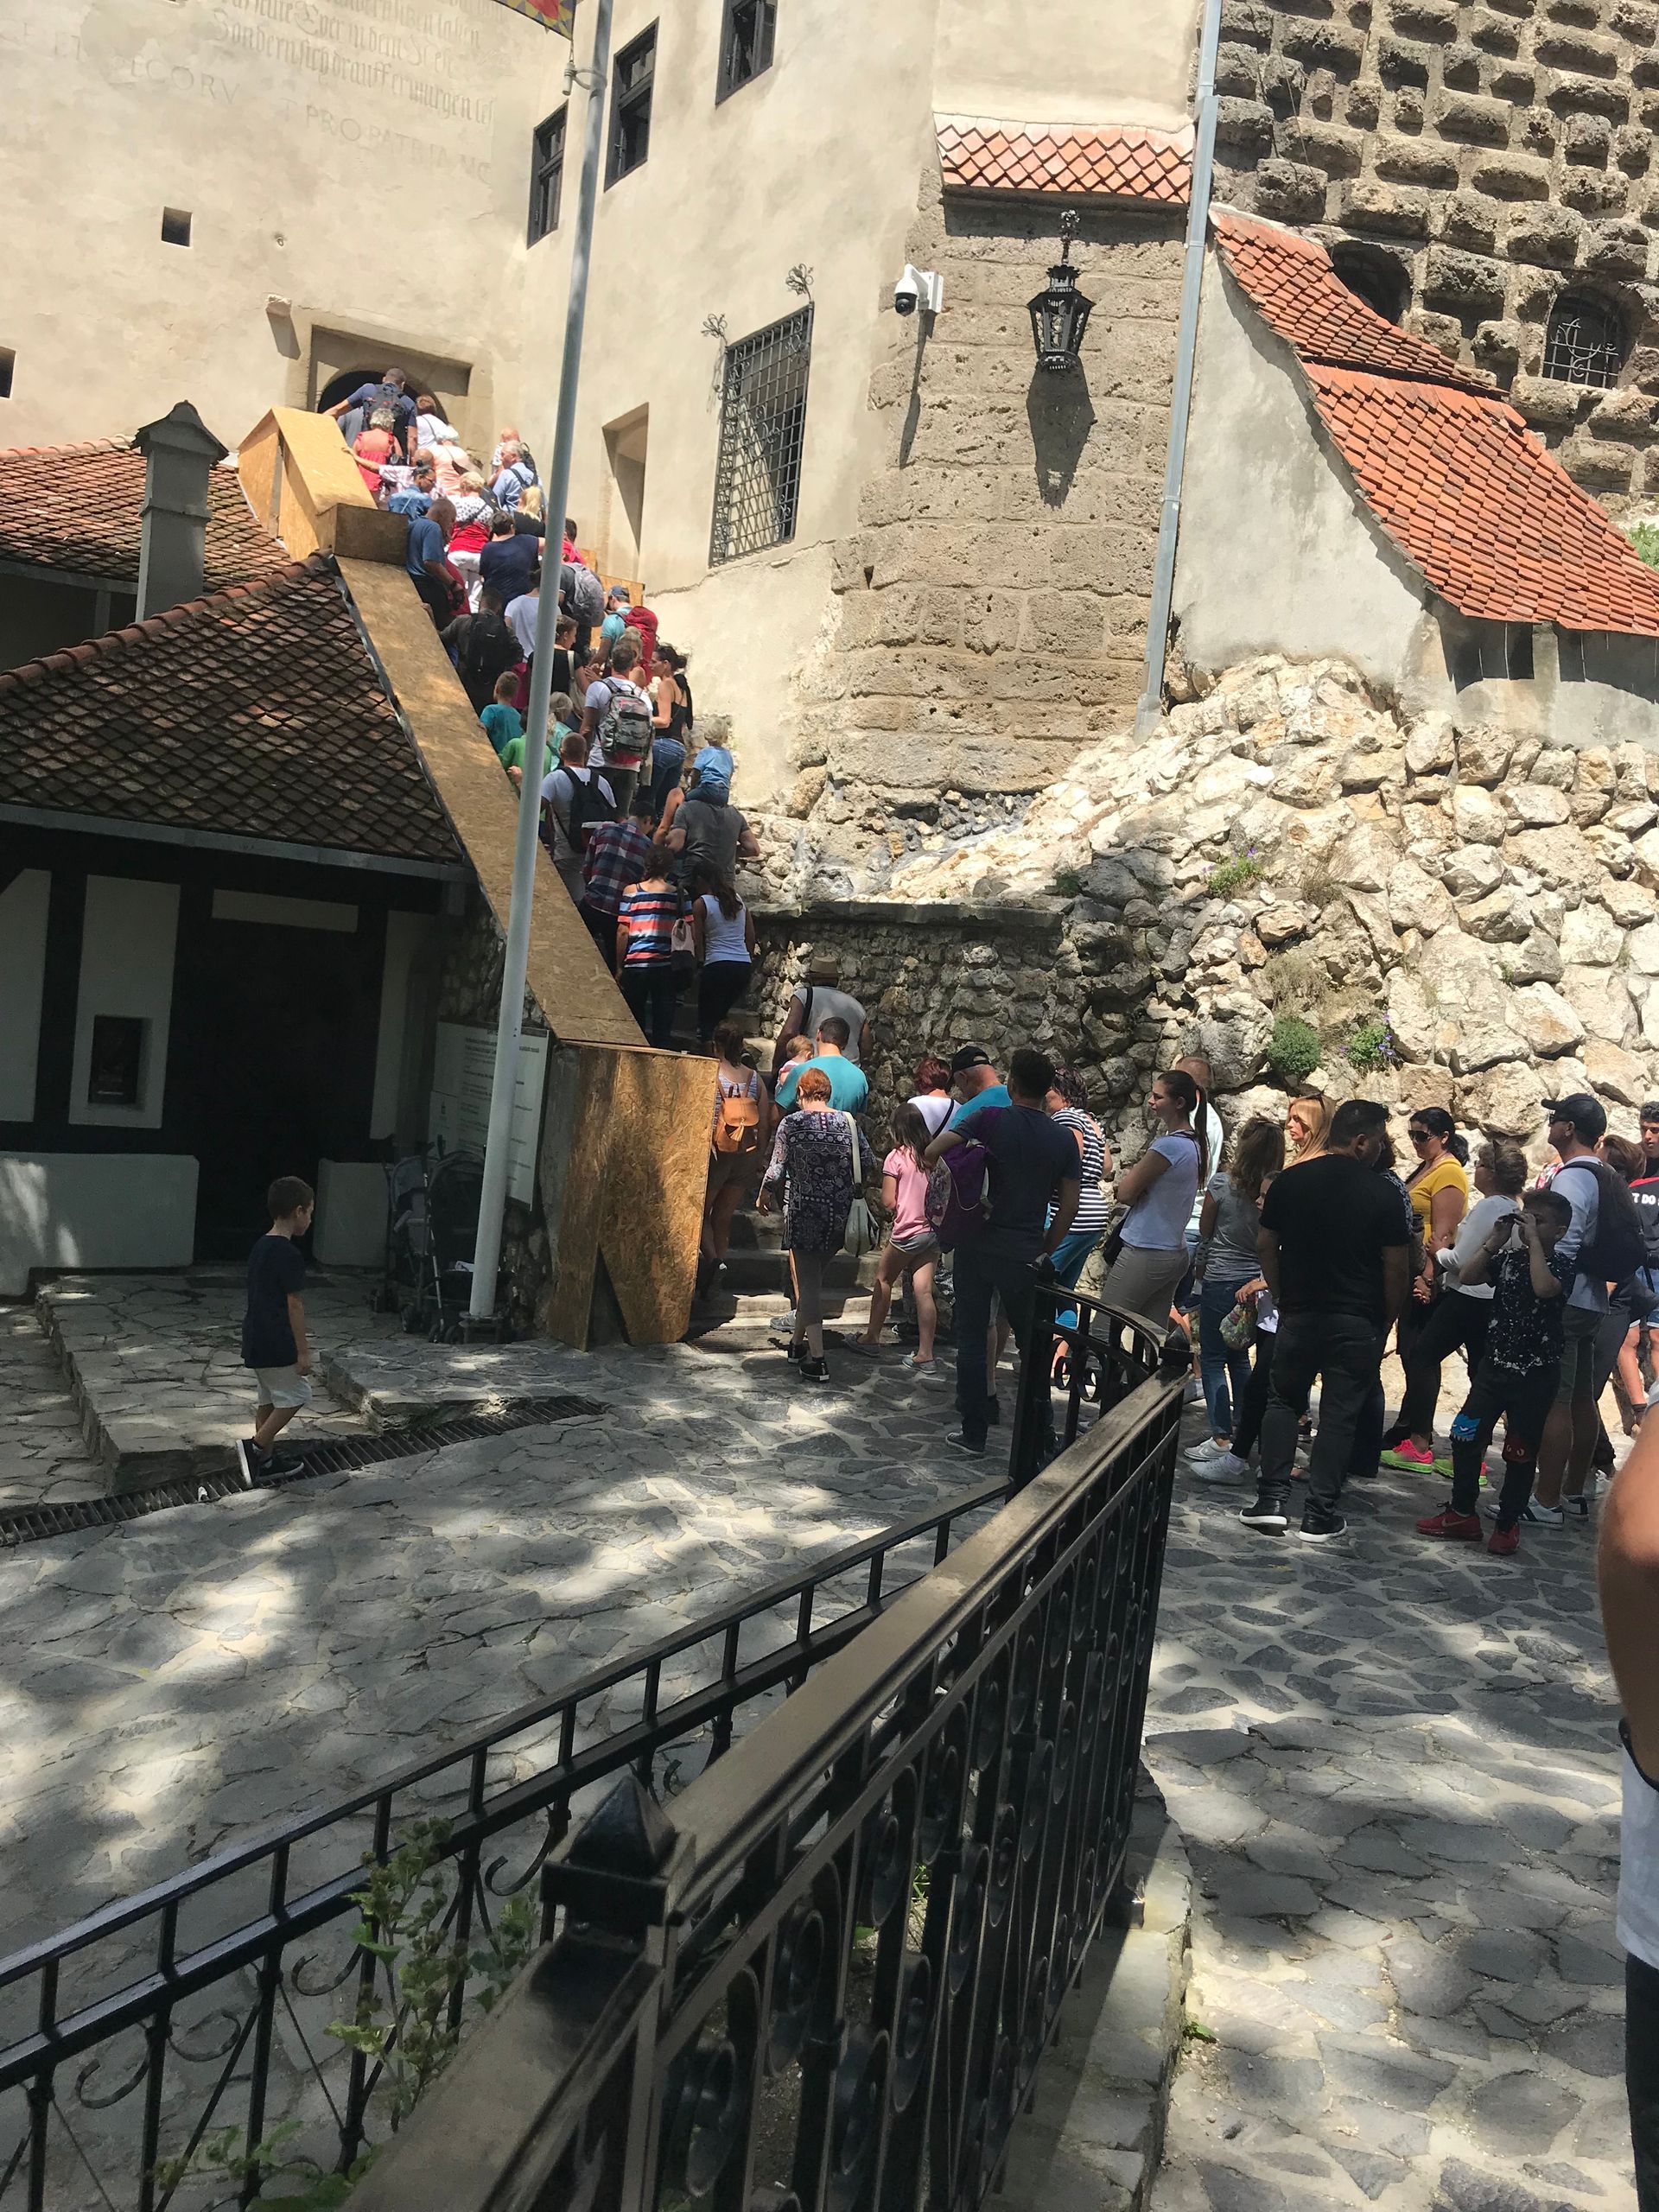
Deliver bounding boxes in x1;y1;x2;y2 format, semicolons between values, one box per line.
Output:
493;0;575;34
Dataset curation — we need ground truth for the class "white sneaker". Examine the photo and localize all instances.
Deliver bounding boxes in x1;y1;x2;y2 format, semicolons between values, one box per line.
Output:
1185;1437;1234;1461
1190;1452;1249;1484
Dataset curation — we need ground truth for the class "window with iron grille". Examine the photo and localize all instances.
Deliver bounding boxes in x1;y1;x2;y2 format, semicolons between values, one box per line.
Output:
709;307;813;566
528;105;567;244
607;24;656;186
718;0;777;100
1542;293;1624;389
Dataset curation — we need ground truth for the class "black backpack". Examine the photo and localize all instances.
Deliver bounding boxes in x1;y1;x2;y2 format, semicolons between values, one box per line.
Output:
1572;1159;1648;1286
563;766;618;851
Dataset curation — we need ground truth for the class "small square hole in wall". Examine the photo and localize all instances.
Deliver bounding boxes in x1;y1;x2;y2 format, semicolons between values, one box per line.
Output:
162;207;192;247
0;350;12;399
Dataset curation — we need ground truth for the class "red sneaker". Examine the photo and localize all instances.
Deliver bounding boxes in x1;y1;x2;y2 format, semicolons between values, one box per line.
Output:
1415;1507;1483;1541
1487;1525;1520;1556
1389;1440;1439;1469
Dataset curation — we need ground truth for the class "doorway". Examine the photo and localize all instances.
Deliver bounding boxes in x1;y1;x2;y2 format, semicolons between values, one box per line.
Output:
601;406;649;581
317;365;382;411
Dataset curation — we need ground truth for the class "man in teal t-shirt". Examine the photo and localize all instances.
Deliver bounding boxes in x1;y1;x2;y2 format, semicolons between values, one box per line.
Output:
775;1019;869;1114
946;1046;1009;1130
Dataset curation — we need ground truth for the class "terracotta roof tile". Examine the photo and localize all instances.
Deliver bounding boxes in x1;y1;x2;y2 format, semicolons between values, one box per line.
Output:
938;115;1191;207
1212;210;1492;393
1212;208;1659;637
1306;365;1659;635
0;436;286;588
0;557;462;862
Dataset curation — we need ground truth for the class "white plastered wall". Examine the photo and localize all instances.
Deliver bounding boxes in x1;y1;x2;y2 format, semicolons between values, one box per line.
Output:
0;871;51;1122
69;877;181;1132
0;1156;199;1296
1173;258;1431;688
932;0;1204;132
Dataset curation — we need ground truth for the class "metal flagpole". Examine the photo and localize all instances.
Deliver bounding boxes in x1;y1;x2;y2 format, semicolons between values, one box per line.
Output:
469;0;616;1325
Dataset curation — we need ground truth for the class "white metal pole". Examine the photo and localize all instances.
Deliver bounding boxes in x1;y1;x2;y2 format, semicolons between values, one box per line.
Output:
470;0;616;1324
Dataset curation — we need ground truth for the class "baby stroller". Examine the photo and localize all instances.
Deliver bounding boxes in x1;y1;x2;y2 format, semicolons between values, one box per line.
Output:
376;1147;491;1341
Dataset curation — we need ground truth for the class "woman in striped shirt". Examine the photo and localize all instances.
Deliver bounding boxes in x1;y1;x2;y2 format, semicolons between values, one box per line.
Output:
614;845;684;1049
1046;1068;1113;1319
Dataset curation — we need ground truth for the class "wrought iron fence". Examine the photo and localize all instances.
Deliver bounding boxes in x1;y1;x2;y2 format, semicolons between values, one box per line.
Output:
0;1479;1014;2212
350;1289;1184;2212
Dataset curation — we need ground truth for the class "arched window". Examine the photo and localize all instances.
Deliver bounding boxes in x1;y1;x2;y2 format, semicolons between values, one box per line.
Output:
1330;244;1409;326
317;365;382;411
1542;294;1625;389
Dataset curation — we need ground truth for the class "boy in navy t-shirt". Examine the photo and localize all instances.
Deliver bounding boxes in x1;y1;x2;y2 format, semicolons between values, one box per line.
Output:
238;1177;315;1487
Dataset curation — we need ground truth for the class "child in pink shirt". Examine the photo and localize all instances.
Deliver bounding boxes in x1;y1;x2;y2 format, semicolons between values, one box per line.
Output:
855;1104;943;1375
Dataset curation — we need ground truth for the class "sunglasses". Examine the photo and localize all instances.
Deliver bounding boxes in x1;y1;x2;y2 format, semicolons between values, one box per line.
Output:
1407;1128;1431;1142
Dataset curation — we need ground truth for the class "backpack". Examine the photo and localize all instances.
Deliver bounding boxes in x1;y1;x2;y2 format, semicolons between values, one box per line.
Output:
562;766;618;851
925;1140;991;1250
1568;1158;1647;1286
597;677;654;765
561;562;606;627
714;1073;761;1156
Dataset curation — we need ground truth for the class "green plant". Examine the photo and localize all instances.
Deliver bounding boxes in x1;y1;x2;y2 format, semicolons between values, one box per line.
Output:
1182;2016;1217;2044
1207;849;1266;898
1052;867;1085;899
155;1823;536;2207
1265;1015;1322;1088
1344;1020;1399;1074
1630;523;1659;574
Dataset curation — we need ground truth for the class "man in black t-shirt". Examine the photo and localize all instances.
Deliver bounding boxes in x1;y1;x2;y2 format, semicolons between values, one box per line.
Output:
925;1047;1080;1458
1243;1098;1408;1541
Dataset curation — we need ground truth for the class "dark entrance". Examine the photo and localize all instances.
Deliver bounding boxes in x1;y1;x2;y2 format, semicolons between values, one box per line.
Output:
175;906;385;1260
316;365;383;412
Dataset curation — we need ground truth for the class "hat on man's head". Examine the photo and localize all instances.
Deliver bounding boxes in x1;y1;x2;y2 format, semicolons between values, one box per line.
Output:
1542;1092;1607;1141
807;955;840;984
950;1045;994;1076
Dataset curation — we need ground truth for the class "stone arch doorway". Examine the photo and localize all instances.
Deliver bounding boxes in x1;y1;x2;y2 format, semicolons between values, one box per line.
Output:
317;365;383;411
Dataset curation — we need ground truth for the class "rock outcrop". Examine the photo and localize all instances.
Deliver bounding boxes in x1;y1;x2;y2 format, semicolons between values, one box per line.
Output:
751;652;1659;1144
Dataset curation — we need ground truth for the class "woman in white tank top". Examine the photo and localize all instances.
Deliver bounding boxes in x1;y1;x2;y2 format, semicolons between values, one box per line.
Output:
691;865;759;1044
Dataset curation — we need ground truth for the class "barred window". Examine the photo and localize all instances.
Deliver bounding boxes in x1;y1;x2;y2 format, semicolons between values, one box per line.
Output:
718;0;777;100
1542;293;1624;389
607;24;657;187
528;106;566;245
710;307;813;566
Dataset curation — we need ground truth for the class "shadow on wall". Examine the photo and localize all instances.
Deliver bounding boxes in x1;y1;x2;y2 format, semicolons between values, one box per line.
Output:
1028;365;1095;507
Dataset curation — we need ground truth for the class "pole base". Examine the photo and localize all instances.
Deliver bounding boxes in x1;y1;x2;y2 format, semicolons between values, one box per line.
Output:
458;1311;513;1346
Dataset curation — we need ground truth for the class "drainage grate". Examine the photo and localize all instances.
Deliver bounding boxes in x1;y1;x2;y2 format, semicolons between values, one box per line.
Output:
0;1396;607;1549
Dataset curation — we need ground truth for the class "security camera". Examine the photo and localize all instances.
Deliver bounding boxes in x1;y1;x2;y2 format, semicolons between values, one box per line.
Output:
893;264;944;318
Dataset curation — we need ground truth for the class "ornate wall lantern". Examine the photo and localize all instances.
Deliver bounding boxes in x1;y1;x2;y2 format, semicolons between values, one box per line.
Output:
1028;210;1095;372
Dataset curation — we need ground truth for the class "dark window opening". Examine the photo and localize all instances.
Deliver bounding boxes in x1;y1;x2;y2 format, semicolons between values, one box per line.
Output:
529;105;567;244
1542;292;1624;389
162;207;193;248
0;349;12;400
607;24;657;185
1506;624;1535;683
1330;243;1409;325
87;1015;148;1108
710;306;812;565
719;0;777;100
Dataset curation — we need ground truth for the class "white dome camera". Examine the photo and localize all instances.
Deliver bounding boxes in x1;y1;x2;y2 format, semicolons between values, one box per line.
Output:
893;264;944;318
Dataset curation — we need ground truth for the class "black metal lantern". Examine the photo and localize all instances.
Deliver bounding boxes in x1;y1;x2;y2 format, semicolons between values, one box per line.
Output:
1028;210;1095;372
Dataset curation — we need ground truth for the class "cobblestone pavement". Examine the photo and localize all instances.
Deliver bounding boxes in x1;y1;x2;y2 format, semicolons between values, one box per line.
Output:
0;1312;969;1961
1145;1414;1630;2212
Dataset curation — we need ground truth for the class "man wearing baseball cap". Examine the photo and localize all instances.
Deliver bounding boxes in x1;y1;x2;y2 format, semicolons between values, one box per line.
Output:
946;1046;1009;1130
1534;1092;1611;1527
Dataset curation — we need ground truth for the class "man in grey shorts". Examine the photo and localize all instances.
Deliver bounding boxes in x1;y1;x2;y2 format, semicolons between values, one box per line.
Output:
1532;1094;1611;1528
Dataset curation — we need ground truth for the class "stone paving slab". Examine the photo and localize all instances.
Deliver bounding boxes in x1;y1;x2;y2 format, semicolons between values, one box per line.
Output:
0;1306;105;1510
1143;1413;1631;2212
33;1275;407;1487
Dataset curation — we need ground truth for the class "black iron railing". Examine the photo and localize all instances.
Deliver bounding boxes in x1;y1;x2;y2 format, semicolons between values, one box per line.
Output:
0;1481;1012;2212
349;1290;1183;2212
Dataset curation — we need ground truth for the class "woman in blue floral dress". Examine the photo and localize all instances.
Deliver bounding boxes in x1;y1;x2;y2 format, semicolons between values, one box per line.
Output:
760;1065;855;1386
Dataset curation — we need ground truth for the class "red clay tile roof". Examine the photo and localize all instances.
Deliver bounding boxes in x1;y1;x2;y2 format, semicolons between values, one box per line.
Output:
0;557;461;863
938;116;1191;207
0;437;286;590
1212;210;1491;394
1213;208;1659;636
1306;365;1659;635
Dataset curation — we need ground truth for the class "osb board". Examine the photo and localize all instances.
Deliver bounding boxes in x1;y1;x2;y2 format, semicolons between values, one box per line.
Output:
541;1043;709;1348
339;556;642;1051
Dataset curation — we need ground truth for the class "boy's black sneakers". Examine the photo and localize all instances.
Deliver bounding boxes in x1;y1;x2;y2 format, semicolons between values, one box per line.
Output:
947;1431;987;1458
1238;1496;1289;1532
235;1438;264;1489
264;1447;307;1478
1298;1509;1347;1543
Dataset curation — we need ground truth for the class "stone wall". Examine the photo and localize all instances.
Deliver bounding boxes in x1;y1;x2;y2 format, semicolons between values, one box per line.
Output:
1214;0;1659;503
774;174;1186;887
752;900;1068;1141
777;650;1659;1175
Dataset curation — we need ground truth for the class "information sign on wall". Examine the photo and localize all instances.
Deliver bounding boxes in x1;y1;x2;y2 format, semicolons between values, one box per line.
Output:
429;1024;549;1205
